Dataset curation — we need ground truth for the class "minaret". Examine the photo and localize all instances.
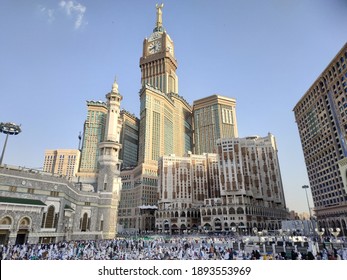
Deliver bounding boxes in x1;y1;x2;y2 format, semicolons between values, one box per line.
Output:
97;78;123;239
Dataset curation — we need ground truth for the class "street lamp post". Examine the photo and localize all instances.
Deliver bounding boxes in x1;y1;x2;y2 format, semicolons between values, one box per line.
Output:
315;228;325;242
253;228;268;255
328;228;341;242
0;122;21;165
302;185;316;237
253;227;263;244
302;185;312;218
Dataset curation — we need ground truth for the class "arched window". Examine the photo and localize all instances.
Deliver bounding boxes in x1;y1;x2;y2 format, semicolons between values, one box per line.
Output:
19;217;30;227
0;216;12;225
45;206;55;228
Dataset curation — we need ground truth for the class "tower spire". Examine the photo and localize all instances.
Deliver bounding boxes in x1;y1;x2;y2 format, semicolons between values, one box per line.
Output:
154;3;164;32
112;76;119;93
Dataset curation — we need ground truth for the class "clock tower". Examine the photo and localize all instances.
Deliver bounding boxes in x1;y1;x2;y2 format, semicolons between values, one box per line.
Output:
138;4;192;166
140;3;178;94
118;4;193;234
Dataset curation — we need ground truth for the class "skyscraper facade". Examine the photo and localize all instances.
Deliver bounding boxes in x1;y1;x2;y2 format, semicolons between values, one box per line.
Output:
293;43;347;233
119;109;139;169
193;94;238;154
118;4;193;232
156;153;219;233
78;100;107;182
43;149;80;179
138;4;193;165
156;134;288;234
218;135;285;200
205;134;287;233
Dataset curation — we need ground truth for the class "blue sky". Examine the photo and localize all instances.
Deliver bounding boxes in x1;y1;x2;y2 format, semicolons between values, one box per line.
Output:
1;0;347;214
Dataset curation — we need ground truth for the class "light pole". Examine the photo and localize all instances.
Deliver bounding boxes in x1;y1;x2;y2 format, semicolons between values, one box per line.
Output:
253;227;263;244
253;227;267;255
302;185;312;218
328;227;341;242
302;185;316;238
0;122;21;165
315;228;325;242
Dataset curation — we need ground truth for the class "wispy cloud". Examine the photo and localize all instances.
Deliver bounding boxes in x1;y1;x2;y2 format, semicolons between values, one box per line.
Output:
38;5;55;23
59;1;87;29
37;1;87;30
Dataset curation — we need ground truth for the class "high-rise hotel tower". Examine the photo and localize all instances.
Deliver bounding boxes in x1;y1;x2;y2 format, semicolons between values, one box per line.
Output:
118;4;193;232
138;4;193;165
294;43;347;234
193;94;238;154
77;101;107;183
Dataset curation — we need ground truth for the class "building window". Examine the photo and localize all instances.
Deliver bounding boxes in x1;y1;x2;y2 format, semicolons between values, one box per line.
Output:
100;220;104;231
44;206;55;228
81;213;88;231
50;191;59;197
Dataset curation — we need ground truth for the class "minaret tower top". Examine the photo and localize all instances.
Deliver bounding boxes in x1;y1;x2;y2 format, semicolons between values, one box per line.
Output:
104;78;122;143
112;77;119;93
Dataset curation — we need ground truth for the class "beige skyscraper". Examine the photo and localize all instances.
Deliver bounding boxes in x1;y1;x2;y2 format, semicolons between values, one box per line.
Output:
156;152;219;233
156;134;288;234
118;4;193;233
293;43;347;233
43;149;80;179
138;4;193;165
193;94;238;154
207;134;287;233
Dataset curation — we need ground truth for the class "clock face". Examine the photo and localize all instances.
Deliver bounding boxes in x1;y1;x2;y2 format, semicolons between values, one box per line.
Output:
167;43;173;54
148;40;161;54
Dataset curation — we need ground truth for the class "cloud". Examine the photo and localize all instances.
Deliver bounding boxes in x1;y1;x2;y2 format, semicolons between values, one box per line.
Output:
38;5;55;23
59;1;87;29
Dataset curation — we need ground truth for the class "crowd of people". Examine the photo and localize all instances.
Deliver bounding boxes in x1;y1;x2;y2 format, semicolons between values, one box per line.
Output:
1;236;346;260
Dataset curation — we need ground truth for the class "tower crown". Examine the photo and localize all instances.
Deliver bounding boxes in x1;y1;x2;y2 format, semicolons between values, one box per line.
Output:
153;3;165;33
140;4;178;94
112;78;119;94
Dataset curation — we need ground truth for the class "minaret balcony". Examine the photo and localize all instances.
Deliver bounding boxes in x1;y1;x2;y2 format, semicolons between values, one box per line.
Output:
98;154;119;164
99;141;122;152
